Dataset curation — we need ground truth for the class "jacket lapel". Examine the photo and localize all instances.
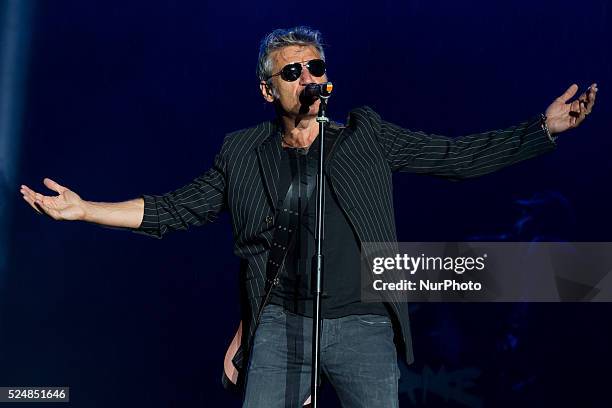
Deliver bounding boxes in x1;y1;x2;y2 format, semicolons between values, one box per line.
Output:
255;120;349;210
256;123;282;210
324;124;350;173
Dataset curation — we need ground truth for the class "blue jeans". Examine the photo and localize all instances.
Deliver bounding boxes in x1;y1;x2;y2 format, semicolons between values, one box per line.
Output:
242;304;400;407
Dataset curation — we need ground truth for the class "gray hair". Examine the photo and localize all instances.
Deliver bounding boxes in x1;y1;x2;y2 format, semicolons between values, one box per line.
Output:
256;26;326;83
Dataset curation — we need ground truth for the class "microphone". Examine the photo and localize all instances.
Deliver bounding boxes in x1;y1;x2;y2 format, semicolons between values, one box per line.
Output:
303;82;334;99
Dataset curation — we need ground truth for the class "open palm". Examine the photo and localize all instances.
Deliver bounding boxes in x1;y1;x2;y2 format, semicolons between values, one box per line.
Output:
545;83;598;134
20;178;86;221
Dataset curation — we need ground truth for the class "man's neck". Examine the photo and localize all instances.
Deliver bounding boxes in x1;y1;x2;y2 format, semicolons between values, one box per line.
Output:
280;114;319;148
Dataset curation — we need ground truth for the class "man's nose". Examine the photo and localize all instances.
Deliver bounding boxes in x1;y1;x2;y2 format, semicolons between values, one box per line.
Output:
300;64;315;83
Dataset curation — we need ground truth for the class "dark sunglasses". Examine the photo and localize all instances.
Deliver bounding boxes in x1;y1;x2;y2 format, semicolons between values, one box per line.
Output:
267;59;326;82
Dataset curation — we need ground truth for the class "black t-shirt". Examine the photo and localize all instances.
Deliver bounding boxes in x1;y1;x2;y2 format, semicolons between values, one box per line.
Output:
269;125;388;318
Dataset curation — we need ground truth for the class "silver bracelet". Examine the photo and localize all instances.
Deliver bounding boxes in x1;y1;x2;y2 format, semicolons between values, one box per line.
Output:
541;113;557;143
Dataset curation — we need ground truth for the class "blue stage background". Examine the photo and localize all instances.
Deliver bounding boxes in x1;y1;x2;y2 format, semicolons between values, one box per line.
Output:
1;0;611;406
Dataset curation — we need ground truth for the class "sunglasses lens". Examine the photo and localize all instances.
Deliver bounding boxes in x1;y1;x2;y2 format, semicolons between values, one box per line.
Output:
307;59;326;77
277;59;326;82
280;63;302;82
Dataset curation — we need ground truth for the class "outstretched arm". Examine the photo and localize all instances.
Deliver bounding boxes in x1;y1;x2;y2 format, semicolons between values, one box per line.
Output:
20;178;144;228
367;83;598;179
20;147;228;238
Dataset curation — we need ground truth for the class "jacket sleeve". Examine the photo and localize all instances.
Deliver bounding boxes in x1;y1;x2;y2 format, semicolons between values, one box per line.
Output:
353;106;557;179
130;145;228;239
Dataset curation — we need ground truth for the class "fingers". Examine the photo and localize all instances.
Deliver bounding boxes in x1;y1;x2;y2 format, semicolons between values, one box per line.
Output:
20;190;44;215
585;83;598;115
20;184;53;217
576;100;588;127
569;99;580;126
545;82;597;133
577;83;597;111
20;184;45;204
574;83;598;127
43;177;67;194
558;83;579;103
20;184;37;204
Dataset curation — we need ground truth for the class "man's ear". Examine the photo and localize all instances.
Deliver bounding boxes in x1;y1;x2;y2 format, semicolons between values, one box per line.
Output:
259;81;275;103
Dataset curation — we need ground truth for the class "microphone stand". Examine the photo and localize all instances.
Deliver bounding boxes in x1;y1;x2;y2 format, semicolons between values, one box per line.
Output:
311;92;330;408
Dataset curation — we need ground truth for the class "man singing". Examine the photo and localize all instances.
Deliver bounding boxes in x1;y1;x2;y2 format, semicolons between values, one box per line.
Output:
20;26;597;407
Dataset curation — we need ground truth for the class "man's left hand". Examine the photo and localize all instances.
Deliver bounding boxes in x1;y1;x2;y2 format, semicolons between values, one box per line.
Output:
545;83;598;134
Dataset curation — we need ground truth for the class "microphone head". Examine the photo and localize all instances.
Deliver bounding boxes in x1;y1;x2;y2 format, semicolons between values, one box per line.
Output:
319;81;333;97
303;82;334;99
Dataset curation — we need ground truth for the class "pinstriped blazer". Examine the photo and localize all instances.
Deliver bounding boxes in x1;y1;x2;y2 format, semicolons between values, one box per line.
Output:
131;105;556;391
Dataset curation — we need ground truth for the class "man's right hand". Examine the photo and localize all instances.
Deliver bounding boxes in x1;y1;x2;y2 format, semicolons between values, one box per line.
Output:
20;178;87;221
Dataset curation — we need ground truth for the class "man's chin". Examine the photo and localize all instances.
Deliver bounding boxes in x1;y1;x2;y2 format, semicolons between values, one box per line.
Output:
277;99;320;119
